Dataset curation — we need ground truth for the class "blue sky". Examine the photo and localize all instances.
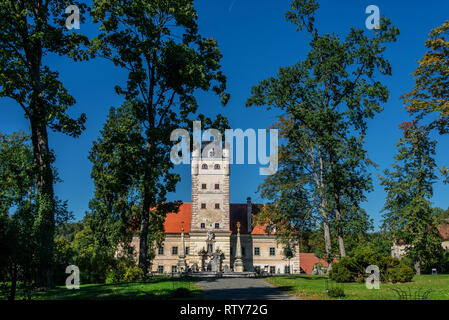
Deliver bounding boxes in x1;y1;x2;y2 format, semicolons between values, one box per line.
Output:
1;0;449;229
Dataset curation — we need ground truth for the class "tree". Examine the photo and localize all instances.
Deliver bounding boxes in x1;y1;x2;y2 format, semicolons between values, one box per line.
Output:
380;122;444;274
0;0;89;287
0;131;74;299
402;21;449;133
89;0;229;277
402;21;449;182
0;131;36;300
247;0;399;267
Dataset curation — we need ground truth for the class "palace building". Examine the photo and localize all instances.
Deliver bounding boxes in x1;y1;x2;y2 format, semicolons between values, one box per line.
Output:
131;144;301;274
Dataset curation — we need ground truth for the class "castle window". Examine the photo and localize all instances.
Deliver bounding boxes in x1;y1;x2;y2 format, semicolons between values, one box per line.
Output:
157;265;164;273
215;184;219;190
202;163;208;169
186;247;190;255
201;203;206;209
215;223;220;229
269;247;276;256
242;247;246;256
172;246;178;255
215;203;220;209
158;246;164;255
270;266;276;274
201;223;205;229
172;265;177;273
202;184;207;189
284;265;291;274
230;247;234;256
254;247;260;256
214;164;220;169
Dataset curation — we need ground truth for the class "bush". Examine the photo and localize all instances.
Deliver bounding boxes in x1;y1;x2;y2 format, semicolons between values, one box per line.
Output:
105;258;143;284
387;265;414;283
123;265;144;282
329;259;353;283
327;286;345;298
329;248;415;283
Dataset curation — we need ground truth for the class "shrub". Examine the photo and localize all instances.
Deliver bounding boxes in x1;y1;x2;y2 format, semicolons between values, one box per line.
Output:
123;265;144;282
105;258;143;284
329;259;353;283
387;265;414;283
327;286;345;298
329;248;415;283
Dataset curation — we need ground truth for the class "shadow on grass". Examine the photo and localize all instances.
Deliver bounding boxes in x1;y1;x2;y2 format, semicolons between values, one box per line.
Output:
33;276;201;300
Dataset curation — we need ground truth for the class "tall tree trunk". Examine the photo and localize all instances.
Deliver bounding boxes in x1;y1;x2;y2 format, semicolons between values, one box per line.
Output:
30;118;55;288
322;211;333;273
138;172;151;278
334;194;346;258
414;261;421;275
9;264;17;301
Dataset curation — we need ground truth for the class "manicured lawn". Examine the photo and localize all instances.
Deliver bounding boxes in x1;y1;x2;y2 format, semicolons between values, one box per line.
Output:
11;276;202;300
264;274;449;300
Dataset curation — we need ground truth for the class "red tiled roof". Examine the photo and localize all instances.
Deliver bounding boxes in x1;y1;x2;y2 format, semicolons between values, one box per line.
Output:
299;253;330;274
251;224;271;235
163;203;191;233
163;202;268;234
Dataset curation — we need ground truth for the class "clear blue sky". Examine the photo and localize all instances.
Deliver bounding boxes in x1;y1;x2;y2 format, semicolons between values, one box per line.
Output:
1;0;449;229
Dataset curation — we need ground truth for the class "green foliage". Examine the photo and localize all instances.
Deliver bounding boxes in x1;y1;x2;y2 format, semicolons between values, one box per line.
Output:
0;0;90;287
329;260;353;283
327;286;345;298
402;21;449;136
329;248;413;283
88;0;230;276
247;0;398;263
105;259;143;284
380;123;444;273
0;132;37;299
387;265;414;283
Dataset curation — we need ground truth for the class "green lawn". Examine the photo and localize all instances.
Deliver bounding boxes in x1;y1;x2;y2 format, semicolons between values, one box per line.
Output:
10;276;202;300
264;274;449;300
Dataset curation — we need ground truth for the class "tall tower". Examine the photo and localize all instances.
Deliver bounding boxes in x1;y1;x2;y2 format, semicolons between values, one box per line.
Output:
191;143;230;232
189;142;231;268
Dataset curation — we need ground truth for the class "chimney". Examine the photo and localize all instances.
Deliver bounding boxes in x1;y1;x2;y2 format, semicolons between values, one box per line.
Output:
247;197;252;233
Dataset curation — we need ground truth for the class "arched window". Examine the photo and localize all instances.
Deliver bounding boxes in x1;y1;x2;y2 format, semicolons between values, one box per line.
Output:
202;163;208;169
214;164;220;170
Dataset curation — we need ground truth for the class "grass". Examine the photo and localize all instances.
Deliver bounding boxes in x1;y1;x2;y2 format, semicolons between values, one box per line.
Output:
264;274;449;300
7;276;202;300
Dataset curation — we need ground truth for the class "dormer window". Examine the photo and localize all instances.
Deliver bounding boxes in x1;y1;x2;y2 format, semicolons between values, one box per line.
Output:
202;163;208;169
215;203;220;209
214;164;220;170
201;203;206;209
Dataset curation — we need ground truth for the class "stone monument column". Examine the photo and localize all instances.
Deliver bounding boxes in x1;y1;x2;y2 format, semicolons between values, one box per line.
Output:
177;222;188;272
234;221;244;272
